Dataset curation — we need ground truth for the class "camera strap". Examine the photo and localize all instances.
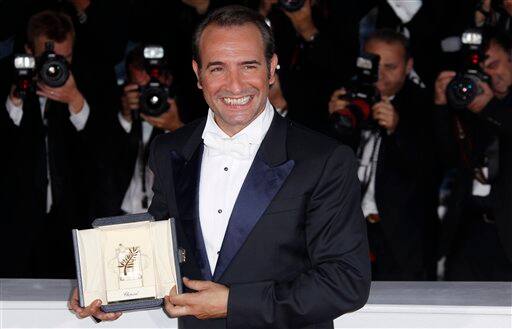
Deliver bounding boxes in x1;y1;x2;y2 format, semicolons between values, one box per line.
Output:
357;129;381;197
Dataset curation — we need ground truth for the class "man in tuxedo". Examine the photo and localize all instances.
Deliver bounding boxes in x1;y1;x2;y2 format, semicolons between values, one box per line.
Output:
328;29;436;280
434;27;512;281
0;10;98;278
70;5;371;327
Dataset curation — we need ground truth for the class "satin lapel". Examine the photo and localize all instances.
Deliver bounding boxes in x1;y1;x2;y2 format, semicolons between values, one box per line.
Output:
213;113;294;281
171;120;212;280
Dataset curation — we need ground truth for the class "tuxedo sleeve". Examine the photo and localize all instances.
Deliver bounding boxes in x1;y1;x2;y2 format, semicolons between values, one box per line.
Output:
227;145;371;329
148;136;171;220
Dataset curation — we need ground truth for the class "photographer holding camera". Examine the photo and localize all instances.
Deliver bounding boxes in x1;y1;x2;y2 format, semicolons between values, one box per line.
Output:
0;10;99;278
93;44;183;217
329;29;435;280
434;27;512;281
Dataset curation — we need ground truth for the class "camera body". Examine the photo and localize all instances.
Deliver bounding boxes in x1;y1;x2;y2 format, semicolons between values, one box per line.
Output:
331;53;381;135
139;45;171;117
446;29;491;109
279;0;305;12
13;54;36;99
37;41;70;87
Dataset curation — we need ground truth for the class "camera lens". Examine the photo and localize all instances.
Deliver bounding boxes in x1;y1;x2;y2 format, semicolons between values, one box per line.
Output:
446;74;481;109
279;0;305;12
40;59;69;87
140;85;169;116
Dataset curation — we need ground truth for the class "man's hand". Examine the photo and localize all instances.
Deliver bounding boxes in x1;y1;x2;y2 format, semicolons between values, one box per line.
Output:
434;71;456;106
8;84;23;107
121;83;141;122
282;0;318;41
164;277;228;320
140;98;184;131
328;88;349;114
181;0;210;15
467;80;494;113
36;72;85;114
372;97;399;133
68;287;122;321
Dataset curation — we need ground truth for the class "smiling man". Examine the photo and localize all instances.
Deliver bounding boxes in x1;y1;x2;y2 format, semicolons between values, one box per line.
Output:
71;5;370;328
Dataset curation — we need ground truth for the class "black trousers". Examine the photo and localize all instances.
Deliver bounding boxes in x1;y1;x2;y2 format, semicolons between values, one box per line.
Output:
445;211;512;281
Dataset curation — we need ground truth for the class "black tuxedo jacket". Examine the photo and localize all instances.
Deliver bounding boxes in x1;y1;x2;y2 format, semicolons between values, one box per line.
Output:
148;113;371;328
0;94;95;278
92;118;164;217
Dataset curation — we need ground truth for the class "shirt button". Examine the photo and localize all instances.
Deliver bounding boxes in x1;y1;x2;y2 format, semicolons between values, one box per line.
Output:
224;167;228;171
218;209;222;214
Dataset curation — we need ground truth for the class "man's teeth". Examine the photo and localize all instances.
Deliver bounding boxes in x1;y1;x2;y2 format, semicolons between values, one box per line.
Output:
223;96;251;105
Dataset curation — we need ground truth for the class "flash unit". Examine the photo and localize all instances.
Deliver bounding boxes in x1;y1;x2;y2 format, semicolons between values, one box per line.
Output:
143;46;164;60
14;55;35;70
461;31;483;46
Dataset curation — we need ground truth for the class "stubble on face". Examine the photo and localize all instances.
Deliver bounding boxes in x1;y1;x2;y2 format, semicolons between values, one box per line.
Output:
193;23;277;136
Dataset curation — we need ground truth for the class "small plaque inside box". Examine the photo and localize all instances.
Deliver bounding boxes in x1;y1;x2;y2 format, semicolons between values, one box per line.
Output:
73;214;182;313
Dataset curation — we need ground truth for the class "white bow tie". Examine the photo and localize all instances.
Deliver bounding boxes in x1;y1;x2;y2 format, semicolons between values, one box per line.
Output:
203;131;252;159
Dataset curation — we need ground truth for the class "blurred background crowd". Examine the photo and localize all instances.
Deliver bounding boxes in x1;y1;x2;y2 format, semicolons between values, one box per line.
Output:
0;0;511;282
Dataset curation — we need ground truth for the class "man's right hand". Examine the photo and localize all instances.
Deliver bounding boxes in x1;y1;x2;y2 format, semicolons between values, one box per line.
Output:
8;85;23;107
68;287;122;321
121;83;140;123
328;88;349;114
434;71;456;105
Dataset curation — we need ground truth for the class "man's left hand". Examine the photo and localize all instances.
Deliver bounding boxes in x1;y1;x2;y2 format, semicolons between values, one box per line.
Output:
37;72;85;114
467;80;494;113
164;277;229;320
140;98;184;131
372;97;399;133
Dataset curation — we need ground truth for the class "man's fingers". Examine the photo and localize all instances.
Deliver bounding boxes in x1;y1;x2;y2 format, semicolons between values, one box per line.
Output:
169;285;178;297
92;311;122;321
183;277;211;291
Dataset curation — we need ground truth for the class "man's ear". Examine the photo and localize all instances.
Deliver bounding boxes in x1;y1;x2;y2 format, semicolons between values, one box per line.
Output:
406;57;414;75
268;54;278;85
24;44;33;55
192;60;202;89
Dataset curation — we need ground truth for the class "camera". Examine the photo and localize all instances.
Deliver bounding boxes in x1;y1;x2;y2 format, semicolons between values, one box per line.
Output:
13;54;36;99
279;0;305;12
446;29;490;109
37;41;70;87
139;45;171;117
330;53;381;135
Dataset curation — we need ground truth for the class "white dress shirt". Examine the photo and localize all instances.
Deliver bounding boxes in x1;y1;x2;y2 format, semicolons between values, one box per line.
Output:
5;95;90;213
118;113;155;213
199;100;274;273
357;130;381;218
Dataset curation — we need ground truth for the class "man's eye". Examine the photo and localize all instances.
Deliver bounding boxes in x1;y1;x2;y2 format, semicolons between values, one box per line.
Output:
244;65;256;70
210;67;223;73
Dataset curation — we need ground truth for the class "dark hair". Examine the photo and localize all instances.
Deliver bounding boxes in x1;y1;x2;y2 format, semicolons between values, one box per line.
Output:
482;27;512;56
27;10;75;50
192;5;275;69
364;28;411;60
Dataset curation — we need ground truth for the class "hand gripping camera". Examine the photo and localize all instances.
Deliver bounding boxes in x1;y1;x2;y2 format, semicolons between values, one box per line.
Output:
279;0;305;12
138;45;171;117
330;53;381;135
446;29;491;109
13;54;36;99
37;41;70;87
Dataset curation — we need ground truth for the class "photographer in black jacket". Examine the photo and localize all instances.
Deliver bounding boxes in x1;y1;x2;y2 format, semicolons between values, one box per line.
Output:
434;27;512;281
329;29;436;280
93;44;183;217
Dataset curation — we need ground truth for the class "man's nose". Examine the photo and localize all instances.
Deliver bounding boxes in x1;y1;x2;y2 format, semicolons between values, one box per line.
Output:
226;69;244;94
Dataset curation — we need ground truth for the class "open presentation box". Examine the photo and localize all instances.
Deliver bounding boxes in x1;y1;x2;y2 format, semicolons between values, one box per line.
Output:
73;213;182;313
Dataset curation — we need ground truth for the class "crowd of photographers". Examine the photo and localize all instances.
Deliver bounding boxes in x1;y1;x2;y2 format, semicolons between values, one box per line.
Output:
0;0;510;282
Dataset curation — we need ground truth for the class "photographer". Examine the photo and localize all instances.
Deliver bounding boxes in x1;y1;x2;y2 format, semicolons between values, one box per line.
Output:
0;10;98;278
93;45;183;217
434;28;512;281
259;0;353;133
329;29;435;280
